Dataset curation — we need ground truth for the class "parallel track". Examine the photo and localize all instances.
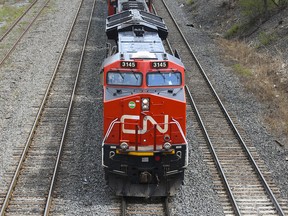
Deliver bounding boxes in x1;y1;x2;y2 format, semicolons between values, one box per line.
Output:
0;0;50;66
0;0;96;214
154;0;288;215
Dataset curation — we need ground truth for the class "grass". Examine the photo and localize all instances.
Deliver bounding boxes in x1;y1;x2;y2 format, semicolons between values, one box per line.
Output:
218;38;288;138
232;64;252;77
257;31;276;47
186;0;194;5
225;24;240;39
0;4;28;34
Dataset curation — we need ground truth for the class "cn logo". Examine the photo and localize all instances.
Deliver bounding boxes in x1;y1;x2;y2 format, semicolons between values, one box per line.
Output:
120;115;169;134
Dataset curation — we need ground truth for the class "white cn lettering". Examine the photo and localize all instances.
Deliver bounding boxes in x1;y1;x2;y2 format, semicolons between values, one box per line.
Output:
120;115;169;134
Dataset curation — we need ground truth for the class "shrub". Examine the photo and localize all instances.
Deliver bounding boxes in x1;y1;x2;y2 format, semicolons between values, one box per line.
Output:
258;31;276;46
186;0;194;5
225;24;240;38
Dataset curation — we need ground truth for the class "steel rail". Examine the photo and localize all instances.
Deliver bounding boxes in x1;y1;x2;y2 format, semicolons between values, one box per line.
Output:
161;0;286;215
43;0;96;214
0;0;50;66
0;1;84;215
0;0;39;42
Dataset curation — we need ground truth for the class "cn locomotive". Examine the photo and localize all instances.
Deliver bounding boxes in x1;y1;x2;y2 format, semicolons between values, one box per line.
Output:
101;0;188;197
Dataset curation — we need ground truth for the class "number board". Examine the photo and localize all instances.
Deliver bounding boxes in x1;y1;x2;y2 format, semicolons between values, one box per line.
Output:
152;61;168;69
121;61;137;68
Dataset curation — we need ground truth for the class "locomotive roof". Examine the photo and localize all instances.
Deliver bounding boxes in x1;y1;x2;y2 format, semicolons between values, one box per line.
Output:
118;31;164;54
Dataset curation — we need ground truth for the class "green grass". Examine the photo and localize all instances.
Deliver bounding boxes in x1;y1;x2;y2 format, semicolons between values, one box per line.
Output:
257;31;276;46
186;0;194;5
0;5;27;31
232;64;253;76
225;24;240;38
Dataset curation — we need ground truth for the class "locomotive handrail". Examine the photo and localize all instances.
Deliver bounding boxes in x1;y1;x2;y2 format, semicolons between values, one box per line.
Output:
102;118;119;146
172;118;188;167
102;119;186;148
102;118;119;167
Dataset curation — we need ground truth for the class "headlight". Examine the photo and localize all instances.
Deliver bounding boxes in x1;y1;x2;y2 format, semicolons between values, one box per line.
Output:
120;142;129;150
163;142;171;150
142;98;150;111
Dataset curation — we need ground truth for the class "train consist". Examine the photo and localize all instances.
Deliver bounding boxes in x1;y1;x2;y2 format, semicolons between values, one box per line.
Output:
101;0;188;197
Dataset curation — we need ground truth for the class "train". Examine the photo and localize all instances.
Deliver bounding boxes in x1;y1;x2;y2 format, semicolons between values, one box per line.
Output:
100;0;188;197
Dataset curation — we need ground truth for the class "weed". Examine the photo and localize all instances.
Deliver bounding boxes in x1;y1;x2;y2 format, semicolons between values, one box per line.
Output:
186;0;194;5
257;31;276;46
232;64;252;76
0;5;27;31
225;24;240;38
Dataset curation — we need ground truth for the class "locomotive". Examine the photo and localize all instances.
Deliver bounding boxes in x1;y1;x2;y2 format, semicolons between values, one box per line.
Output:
101;0;188;197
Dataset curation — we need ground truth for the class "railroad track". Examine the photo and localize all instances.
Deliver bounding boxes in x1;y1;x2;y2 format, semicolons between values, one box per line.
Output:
0;0;96;214
154;0;288;215
0;0;50;66
121;197;170;216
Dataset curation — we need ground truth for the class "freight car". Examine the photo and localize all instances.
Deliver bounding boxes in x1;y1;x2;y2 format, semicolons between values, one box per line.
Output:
101;0;188;197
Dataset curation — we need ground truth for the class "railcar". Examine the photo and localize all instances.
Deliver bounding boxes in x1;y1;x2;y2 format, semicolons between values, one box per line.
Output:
101;0;188;197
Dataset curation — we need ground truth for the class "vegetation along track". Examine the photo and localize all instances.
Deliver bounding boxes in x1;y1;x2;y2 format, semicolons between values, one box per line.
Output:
0;0;50;66
0;0;38;42
154;0;288;215
0;0;96;214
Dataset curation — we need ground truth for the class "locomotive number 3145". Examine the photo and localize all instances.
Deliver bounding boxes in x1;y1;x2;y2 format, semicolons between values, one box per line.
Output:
152;61;168;68
121;61;137;68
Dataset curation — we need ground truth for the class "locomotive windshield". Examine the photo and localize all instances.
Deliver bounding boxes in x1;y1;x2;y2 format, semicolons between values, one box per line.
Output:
147;71;182;87
107;71;142;86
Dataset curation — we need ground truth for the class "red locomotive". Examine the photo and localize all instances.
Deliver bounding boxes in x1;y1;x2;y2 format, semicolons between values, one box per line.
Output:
101;0;188;197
